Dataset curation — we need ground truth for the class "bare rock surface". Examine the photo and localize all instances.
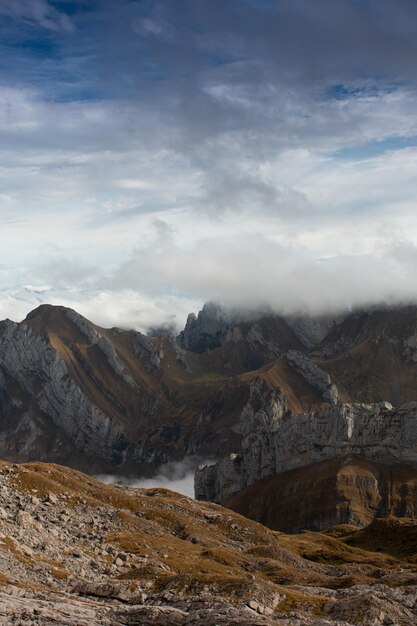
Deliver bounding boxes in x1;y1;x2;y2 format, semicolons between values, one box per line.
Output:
196;378;417;514
286;350;339;404
0;460;415;625
178;302;231;353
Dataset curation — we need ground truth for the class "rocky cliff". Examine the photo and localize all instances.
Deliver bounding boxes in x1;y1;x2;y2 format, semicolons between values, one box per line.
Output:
177;302;231;353
225;457;417;533
196;384;417;500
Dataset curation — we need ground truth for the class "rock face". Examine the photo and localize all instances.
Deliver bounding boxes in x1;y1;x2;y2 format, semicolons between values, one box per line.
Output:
177;302;231;352
285;313;339;348
0;459;417;625
286;350;339;403
195;377;417;530
0;318;123;465
196;379;417;503
225;457;417;532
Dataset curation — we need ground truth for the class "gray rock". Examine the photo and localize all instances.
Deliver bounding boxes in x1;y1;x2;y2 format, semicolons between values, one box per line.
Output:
196;378;417;504
177;303;230;353
0;319;129;466
284;315;339;349
113;605;188;625
286;350;339;404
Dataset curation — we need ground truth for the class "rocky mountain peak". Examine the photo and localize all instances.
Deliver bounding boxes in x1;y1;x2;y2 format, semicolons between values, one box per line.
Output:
23;304;99;343
177;302;231;352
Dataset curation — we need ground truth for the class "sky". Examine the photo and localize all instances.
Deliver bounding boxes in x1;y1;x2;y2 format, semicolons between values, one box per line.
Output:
2;0;417;330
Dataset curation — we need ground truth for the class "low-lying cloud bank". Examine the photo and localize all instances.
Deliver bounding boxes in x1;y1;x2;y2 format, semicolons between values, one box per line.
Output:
3;232;417;331
111;233;417;318
96;458;213;499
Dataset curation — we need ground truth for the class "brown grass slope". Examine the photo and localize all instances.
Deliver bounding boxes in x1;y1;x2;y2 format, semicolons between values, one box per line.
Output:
2;460;417;615
314;307;417;404
226;457;417;534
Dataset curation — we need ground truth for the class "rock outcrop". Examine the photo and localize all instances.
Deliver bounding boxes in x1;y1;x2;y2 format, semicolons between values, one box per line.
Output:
177;302;231;353
286;350;339;403
195;378;417;530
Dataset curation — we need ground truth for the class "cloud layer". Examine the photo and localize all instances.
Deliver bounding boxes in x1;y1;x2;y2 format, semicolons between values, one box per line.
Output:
1;1;417;327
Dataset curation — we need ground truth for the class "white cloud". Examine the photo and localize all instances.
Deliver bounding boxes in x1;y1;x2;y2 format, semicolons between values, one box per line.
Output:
96;458;211;498
2;3;417;326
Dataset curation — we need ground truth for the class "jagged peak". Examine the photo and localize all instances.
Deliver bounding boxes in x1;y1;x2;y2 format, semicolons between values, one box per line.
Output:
178;301;231;353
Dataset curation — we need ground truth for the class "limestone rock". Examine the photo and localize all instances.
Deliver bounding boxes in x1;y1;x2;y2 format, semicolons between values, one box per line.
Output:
177;302;230;353
286;350;339;404
196;379;417;510
113;605;188;625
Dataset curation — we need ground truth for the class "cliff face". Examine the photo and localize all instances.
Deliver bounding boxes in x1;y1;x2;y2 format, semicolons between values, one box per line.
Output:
224;457;417;533
0;318;123;465
195;378;417;503
195;373;417;531
177;302;231;353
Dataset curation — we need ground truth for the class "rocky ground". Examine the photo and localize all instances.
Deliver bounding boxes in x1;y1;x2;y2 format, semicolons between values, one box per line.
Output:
0;461;416;624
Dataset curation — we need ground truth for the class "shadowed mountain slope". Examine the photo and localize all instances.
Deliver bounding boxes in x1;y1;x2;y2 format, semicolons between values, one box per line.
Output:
225;457;417;533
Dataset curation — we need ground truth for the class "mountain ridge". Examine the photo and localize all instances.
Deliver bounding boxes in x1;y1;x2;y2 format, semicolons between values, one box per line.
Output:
2;301;417;534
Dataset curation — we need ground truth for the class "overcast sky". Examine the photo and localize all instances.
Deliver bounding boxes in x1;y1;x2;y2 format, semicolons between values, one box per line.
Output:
1;0;417;330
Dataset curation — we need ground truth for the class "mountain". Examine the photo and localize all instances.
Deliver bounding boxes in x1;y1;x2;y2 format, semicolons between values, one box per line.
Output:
0;302;332;475
2;302;417;532
0;303;250;474
0;459;416;625
192;305;417;531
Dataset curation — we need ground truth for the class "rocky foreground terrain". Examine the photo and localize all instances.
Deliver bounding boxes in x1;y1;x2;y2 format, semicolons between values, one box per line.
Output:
0;459;416;625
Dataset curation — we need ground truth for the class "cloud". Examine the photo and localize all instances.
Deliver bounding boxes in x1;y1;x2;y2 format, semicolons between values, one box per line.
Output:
0;282;200;333
1;1;417;326
96;458;211;498
107;226;417;317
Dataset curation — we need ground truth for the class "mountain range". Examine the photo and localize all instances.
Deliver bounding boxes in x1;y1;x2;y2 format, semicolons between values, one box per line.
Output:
1;302;417;532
